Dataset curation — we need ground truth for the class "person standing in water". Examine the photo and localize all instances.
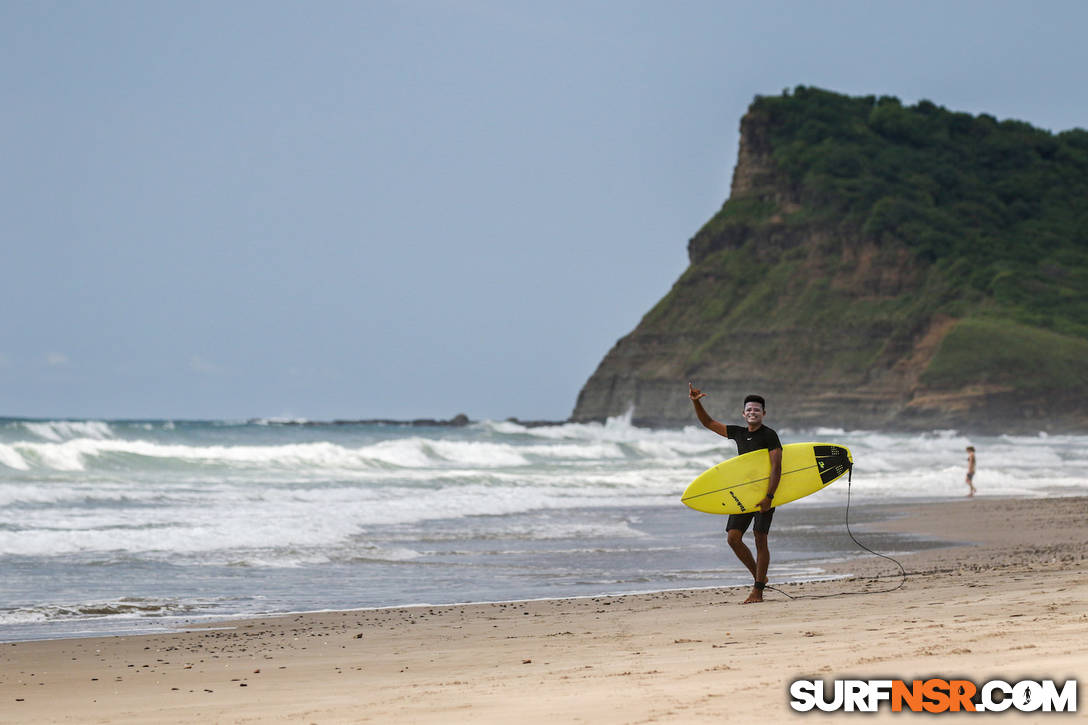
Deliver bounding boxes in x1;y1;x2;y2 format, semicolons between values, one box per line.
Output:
689;382;782;604
965;446;977;497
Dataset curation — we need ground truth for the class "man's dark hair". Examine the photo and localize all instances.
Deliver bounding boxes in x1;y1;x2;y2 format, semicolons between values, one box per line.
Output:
743;394;766;411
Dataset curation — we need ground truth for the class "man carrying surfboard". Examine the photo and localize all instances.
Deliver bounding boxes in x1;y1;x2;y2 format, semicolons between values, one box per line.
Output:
689;382;782;604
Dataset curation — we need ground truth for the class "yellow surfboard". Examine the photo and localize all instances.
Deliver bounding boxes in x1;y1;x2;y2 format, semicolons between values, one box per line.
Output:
681;442;852;514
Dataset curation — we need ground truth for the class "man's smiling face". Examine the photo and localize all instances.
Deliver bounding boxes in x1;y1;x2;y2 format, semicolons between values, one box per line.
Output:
743;401;765;428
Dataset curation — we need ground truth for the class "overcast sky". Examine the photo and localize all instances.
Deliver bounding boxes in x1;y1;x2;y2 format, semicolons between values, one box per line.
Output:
3;1;1086;421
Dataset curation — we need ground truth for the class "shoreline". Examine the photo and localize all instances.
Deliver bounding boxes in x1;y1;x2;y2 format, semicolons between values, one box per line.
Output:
0;494;962;645
2;495;1085;723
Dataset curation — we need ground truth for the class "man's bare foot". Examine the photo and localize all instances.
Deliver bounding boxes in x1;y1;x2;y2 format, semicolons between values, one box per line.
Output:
741;583;765;604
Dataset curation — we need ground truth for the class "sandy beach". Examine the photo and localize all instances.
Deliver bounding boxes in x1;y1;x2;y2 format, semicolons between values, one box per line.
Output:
2;495;1085;724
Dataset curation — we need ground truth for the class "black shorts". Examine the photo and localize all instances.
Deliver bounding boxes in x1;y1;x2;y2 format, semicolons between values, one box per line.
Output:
727;508;775;534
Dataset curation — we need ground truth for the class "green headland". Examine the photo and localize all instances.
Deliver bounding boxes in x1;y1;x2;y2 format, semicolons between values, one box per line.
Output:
572;87;1088;432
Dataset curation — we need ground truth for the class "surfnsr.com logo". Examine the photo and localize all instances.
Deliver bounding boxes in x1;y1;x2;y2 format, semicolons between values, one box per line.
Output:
789;678;1078;713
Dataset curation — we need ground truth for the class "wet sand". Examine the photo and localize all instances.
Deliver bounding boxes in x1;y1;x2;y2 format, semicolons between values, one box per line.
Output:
2;496;1085;723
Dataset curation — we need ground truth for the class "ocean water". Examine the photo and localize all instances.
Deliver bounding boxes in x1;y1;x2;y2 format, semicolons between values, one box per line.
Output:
1;414;1085;642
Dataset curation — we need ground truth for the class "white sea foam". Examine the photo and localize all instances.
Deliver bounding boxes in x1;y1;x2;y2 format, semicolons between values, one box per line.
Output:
0;444;29;470
1;430;691;473
21;420;114;442
0;475;683;561
2;438;425;472
426;439;530;467
0;598;219;626
520;441;628;460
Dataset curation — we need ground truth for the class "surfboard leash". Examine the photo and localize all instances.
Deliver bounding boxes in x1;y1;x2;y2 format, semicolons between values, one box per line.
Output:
766;464;907;600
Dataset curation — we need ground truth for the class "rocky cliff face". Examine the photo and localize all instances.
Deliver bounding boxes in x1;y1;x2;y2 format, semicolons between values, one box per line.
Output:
570;97;1088;433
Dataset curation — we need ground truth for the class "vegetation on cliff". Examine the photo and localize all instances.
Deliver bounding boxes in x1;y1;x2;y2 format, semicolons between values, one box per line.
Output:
699;86;1088;336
